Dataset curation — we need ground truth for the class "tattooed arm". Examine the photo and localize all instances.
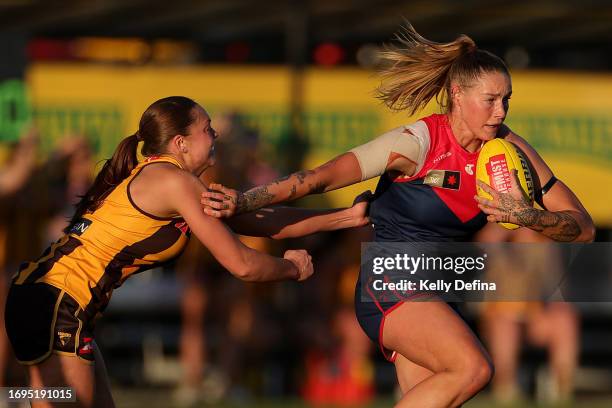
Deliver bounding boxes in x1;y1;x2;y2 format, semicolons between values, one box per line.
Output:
202;152;363;216
476;175;589;242
237;153;362;213
202;126;425;216
475;132;595;242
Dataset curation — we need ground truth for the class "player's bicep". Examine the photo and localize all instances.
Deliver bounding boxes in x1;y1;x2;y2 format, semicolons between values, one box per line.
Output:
167;174;250;270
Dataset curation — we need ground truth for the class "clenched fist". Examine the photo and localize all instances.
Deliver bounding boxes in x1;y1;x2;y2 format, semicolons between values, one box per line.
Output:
283;250;313;281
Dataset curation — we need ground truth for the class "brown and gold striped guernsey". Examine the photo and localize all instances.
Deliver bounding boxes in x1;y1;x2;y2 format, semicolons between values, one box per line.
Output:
12;155;191;320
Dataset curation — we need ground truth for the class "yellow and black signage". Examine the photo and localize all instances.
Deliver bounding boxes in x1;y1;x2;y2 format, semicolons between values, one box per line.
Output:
14;64;612;225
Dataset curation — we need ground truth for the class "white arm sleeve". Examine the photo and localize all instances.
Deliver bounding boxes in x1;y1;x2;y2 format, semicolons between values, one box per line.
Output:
349;121;431;181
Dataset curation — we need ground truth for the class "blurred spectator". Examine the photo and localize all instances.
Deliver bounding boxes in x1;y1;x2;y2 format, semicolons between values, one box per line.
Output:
213;111;278;190
0;131;38;404
478;223;579;404
0;130;37;196
0;133;95;399
44;135;94;241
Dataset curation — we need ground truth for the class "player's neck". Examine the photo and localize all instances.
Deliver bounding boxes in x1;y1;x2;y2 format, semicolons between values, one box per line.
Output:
446;113;483;153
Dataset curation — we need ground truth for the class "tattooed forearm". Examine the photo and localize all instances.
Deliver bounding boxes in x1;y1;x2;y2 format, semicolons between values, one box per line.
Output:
295;170;315;185
546;212;582;242
273;174;292;184
237;169;327;213
236;186;275;214
514;208;541;227
288;184;297;200
483;181;584;242
515;209;581;242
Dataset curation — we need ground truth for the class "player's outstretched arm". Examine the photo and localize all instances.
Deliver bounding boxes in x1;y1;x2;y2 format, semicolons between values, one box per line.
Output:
475;132;595;242
215;152;363;216
202;126;424;217
165;168;313;281
224;191;371;239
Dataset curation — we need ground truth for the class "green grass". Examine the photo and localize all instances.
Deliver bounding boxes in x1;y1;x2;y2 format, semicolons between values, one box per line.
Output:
112;388;612;408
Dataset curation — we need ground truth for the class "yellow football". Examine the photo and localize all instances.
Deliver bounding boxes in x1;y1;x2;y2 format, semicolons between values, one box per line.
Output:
476;138;535;230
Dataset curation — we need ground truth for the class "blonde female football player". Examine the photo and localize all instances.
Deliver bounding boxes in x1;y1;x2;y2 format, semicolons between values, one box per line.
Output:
202;25;594;407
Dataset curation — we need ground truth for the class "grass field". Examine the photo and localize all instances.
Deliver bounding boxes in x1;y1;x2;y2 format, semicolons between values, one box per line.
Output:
113;388;612;408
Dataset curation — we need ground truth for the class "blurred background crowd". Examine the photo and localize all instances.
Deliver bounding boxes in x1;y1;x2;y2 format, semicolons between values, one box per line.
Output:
0;1;611;407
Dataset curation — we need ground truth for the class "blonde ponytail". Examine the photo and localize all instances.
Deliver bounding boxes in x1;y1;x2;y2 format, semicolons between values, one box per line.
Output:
376;23;506;116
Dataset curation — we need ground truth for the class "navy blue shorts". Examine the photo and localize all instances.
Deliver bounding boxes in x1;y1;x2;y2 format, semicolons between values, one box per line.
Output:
354;275;465;362
354;275;434;362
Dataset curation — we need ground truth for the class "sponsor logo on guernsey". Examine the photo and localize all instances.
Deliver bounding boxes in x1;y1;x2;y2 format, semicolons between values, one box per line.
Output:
432;151;452;164
68;218;92;236
424;170;461;190
465;163;475;175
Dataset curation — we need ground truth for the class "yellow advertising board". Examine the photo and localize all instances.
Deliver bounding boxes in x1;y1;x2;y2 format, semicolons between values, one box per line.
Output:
22;64;612;225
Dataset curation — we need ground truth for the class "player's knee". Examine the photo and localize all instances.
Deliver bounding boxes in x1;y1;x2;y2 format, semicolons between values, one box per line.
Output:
460;353;494;395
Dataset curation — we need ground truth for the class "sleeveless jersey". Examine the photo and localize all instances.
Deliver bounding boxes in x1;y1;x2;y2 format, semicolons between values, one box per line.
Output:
11;156;191;319
369;114;487;242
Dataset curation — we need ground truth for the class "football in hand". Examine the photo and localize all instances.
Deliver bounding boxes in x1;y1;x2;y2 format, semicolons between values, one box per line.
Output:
476;138;535;230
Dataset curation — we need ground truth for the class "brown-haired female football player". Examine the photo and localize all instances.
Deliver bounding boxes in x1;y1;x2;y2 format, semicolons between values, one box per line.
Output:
202;25;594;407
5;96;369;408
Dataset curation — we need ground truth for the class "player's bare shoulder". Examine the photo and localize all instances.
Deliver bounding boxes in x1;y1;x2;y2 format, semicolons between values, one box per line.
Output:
134;162;184;193
130;162;204;218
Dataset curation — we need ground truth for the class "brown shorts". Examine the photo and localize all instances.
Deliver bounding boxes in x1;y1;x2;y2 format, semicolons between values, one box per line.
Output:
5;282;95;365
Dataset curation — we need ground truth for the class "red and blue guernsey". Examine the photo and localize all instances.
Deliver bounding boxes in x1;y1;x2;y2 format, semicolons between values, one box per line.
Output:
369;113;487;242
355;114;487;361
